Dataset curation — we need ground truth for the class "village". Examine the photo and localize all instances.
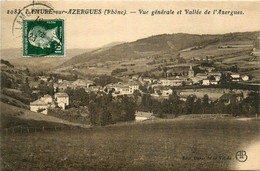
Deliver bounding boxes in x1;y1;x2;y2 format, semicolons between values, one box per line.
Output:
30;61;252;117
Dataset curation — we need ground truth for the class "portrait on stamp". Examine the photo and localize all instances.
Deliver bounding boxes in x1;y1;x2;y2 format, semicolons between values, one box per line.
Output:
23;19;64;56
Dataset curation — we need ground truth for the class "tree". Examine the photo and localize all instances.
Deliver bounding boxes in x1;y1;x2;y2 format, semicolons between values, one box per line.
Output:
120;95;136;121
21;77;31;94
241;92;259;116
193;98;202;114
219;74;232;84
133;90;141;101
94;75;122;87
139;94;153;112
202;94;209;113
185;95;197;114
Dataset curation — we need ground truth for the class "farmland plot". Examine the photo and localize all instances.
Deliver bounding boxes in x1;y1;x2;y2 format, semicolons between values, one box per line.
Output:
1;118;259;170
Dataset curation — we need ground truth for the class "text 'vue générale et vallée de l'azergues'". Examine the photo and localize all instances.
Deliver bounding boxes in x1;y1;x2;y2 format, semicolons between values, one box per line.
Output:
6;8;244;16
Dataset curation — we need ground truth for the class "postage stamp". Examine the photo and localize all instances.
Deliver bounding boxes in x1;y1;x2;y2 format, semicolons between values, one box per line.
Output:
23;19;64;57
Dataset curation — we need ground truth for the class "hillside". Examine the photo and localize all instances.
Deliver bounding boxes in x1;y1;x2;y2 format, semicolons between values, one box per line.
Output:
55;31;260;81
1;41;125;73
60;32;259;67
1;48;93;72
1;59;30;90
0;102;89;129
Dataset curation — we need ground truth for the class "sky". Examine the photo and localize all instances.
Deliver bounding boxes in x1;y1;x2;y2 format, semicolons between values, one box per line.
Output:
1;1;260;49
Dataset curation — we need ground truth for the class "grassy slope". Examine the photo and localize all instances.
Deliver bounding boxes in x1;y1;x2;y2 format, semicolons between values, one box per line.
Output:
1;119;259;170
61;32;259;67
56;31;260;81
1;49;92;72
0;102;90;129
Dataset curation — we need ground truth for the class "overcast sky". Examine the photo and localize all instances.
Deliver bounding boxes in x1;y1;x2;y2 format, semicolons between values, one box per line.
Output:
1;1;260;49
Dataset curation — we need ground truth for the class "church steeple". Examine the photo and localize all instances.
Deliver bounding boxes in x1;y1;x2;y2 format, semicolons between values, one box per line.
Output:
188;65;194;78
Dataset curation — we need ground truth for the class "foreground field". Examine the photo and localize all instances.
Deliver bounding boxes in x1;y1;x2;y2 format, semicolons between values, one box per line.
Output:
1;118;260;170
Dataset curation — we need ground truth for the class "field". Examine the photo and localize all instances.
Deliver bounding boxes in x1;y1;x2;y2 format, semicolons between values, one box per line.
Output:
1;118;260;170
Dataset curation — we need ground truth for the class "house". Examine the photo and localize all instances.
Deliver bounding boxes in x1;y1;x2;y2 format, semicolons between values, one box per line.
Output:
241;75;249;81
85;85;102;92
210;80;218;85
208;72;222;81
195;73;208;80
202;79;210;85
54;80;73;92
72;79;94;88
128;82;139;93
58;79;63;83
105;82;140;95
135;111;155;121
160;79;183;87
38;76;49;82
54;93;69;109
41;94;53;104
152;87;173;98
230;73;241;81
30;99;48;114
30;93;69;114
202;79;218;85
30;94;55;114
161;89;173;96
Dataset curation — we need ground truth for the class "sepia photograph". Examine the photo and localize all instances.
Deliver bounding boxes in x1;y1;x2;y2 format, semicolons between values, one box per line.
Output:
1;0;260;170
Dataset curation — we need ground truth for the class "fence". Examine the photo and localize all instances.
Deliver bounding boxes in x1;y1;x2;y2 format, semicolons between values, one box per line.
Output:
1;125;81;135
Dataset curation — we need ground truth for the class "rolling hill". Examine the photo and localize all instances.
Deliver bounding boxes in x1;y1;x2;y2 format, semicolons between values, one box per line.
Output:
54;31;260;81
60;31;259;68
1;48;93;73
1;42;125;73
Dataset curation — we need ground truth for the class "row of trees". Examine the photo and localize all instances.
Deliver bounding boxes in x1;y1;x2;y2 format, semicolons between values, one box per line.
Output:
138;92;259;117
89;94;136;126
65;88;136;126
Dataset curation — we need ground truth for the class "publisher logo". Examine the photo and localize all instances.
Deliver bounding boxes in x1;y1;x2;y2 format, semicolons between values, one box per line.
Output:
236;150;247;162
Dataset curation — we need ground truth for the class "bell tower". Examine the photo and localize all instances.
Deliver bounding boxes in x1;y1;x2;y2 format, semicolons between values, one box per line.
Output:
188;65;194;78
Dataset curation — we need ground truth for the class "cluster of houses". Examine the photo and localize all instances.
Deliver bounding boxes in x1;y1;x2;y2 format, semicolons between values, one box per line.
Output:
30;93;69;114
136;65;248;92
53;79;103;93
30;64;250;114
104;81;140;95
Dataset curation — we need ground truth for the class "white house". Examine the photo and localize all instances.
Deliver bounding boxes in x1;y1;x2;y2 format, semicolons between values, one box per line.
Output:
41;94;53;104
105;82;140;95
202;79;218;85
30;93;69;114
30;94;56;114
161;89;173;96
58;79;63;83
54;93;69;109
160;79;183;87
135;111;155;121
202;79;210;85
30;99;48;114
231;73;241;81
128;82;139;93
241;75;249;81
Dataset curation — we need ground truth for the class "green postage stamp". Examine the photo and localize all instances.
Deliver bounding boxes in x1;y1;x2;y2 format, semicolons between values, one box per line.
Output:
23;19;64;57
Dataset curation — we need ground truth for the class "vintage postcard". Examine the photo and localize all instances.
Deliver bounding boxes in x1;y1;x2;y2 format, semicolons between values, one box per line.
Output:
1;0;260;170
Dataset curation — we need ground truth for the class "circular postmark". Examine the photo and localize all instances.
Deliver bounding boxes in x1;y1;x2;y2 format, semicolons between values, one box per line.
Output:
12;2;64;57
12;2;54;38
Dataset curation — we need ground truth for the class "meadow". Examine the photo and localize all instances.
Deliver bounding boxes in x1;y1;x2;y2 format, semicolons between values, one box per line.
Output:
1;118;260;170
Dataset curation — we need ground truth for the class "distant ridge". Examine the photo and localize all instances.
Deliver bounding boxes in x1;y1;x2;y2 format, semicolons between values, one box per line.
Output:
60;31;260;68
